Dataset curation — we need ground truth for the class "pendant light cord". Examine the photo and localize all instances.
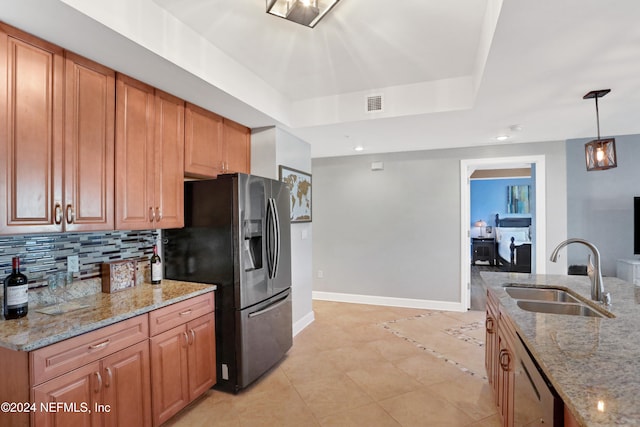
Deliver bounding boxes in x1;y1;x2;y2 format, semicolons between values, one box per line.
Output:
595;96;601;139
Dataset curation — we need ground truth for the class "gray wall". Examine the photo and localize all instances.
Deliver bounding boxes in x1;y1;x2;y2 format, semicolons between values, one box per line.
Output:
312;141;567;305
566;135;639;276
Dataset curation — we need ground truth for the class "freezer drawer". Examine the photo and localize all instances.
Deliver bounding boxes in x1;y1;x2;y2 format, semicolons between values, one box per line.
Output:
237;289;292;388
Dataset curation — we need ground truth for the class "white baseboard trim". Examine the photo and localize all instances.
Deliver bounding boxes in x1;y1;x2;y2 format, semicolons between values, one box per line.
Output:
312;291;466;312
292;310;315;336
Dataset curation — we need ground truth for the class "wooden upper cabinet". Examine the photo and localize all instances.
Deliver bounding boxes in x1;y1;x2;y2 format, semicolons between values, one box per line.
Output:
64;52;115;232
223;118;251;175
154;90;184;229
115;74;184;230
0;23;116;235
184;103;251;178
115;74;156;230
184;102;223;178
0;24;64;234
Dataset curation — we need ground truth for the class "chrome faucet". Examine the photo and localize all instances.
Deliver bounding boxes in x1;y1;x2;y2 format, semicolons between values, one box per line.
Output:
550;238;610;305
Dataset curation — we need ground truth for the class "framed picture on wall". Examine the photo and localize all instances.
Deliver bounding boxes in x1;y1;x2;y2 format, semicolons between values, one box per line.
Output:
279;165;312;223
507;185;530;214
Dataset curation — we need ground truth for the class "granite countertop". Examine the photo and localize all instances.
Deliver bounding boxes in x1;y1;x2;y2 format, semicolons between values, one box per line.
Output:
0;280;216;352
481;271;640;427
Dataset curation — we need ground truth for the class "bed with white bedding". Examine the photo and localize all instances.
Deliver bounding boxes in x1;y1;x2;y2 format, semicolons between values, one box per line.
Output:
494;214;532;273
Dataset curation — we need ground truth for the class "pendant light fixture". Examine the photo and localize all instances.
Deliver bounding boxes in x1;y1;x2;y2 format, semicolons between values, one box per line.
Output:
266;0;341;28
583;89;617;171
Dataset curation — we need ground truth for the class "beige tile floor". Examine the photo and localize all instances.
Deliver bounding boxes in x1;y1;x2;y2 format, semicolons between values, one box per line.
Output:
164;301;501;427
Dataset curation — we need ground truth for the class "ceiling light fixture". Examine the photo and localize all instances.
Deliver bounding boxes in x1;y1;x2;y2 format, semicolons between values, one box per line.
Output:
354;145;364;152
496;135;510;141
266;0;341;28
583;89;617;171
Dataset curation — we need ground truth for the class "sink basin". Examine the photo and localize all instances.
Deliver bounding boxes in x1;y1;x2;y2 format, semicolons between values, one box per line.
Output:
504;286;579;303
516;300;606;318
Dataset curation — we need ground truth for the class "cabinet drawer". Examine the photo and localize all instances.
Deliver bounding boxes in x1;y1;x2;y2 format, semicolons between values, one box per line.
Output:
31;314;148;386
149;293;215;336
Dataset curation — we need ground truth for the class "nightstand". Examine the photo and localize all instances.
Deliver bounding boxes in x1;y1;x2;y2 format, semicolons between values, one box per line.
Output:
472;237;495;266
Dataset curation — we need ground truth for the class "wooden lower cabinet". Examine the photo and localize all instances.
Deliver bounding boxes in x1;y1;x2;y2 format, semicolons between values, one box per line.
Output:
32;339;151;427
150;313;216;426
32;361;100;427
100;341;151;427
485;289;519;427
484;290;498;404
0;293;215;427
496;315;515;427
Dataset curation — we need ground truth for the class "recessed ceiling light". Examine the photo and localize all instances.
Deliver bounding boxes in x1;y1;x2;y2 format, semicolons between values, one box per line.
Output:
354;145;364;152
496;135;510;141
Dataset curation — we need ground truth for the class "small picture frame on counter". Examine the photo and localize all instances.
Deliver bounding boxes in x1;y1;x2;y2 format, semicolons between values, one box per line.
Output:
101;259;138;293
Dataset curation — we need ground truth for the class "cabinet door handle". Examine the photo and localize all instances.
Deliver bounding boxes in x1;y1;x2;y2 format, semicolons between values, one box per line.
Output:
54;203;62;225
94;372;102;393
182;331;189;347
65;204;75;224
190;329;196;345
485;317;494;333
89;339;110;351
499;349;511;371
156;207;162;221
104;367;112;388
149;207;156;222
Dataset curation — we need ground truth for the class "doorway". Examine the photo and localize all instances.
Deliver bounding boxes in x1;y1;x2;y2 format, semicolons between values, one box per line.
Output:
460;155;547;310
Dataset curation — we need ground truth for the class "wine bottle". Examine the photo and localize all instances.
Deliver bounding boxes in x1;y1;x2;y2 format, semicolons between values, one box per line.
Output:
150;245;162;285
4;256;28;319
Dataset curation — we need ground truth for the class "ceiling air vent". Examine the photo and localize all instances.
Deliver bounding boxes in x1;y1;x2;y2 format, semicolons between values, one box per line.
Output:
366;94;383;113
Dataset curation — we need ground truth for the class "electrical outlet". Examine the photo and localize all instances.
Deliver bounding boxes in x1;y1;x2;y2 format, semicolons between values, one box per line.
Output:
67;255;79;273
317;270;324;278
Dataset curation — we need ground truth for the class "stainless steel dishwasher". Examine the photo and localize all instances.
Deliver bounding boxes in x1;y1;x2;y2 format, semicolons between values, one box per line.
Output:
513;333;563;426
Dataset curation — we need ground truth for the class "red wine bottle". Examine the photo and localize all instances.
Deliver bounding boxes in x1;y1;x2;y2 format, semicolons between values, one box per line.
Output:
4;257;28;319
150;245;162;285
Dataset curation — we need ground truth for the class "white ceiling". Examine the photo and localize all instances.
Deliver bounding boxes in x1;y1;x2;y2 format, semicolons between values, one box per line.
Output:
2;0;640;158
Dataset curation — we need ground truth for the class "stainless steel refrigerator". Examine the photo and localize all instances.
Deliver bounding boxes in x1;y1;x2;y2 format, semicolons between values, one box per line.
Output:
163;173;292;393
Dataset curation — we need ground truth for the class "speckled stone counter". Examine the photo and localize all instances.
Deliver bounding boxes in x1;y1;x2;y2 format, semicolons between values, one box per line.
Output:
0;280;216;352
481;272;640;427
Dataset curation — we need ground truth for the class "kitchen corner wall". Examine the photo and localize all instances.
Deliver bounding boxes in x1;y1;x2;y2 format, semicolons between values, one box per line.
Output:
312;141;567;308
251;127;314;335
566;135;640;276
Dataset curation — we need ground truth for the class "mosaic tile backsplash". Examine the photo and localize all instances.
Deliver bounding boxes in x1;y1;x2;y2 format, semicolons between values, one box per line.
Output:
0;230;159;289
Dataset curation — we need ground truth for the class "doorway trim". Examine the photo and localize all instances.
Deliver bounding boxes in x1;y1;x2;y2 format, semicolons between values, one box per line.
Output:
460;155;547;309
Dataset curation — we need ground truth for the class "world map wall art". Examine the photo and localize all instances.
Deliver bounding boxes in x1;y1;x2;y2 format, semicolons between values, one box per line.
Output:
279;165;312;222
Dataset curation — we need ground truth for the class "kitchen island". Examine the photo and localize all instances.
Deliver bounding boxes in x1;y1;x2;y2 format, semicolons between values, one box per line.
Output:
482;271;640;426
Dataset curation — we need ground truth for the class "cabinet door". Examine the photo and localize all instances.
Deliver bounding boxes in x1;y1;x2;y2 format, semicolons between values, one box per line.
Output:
101;341;151;427
497;323;515;427
187;314;216;400
115;74;155;230
222;118;250;174
64;52;115;232
0;24;64;234
154;90;184;229
150;326;189;426
32;362;101;427
184;103;223;178
485;306;497;390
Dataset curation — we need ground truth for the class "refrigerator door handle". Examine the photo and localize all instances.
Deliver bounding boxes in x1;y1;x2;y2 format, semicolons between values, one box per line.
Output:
266;198;281;280
271;197;281;279
248;292;290;318
266;198;274;278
